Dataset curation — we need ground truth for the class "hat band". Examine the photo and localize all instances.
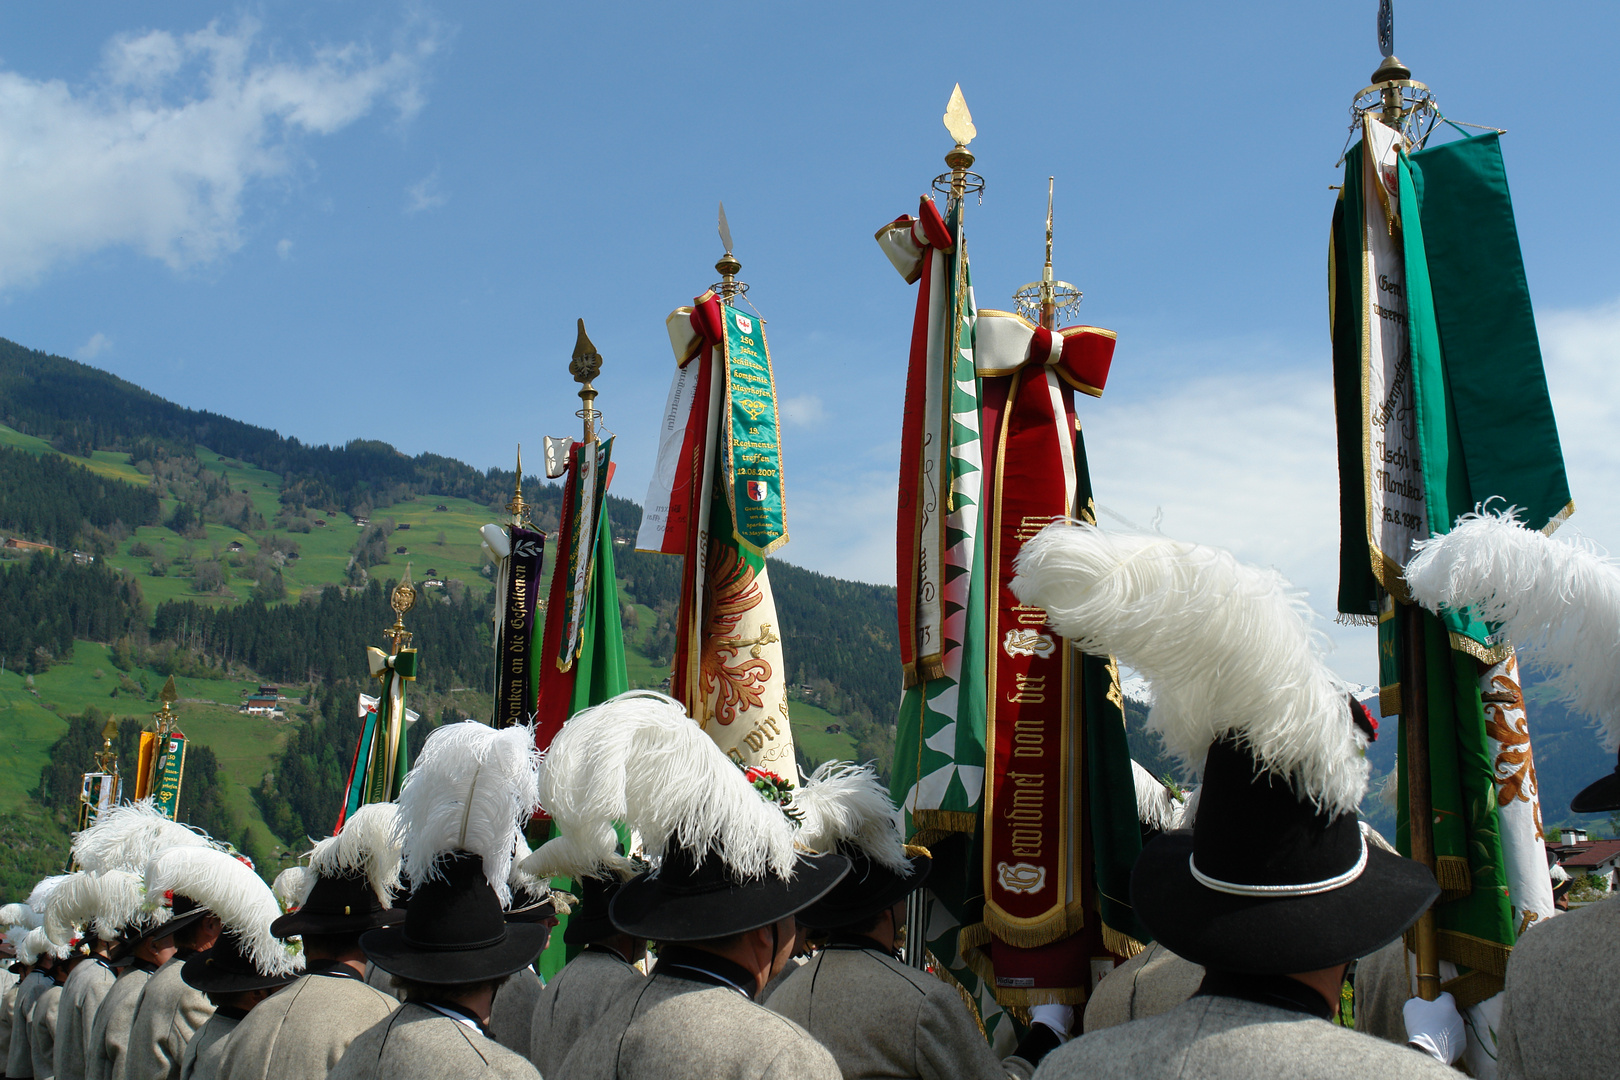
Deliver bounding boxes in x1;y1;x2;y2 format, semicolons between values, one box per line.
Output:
1188;837;1367;897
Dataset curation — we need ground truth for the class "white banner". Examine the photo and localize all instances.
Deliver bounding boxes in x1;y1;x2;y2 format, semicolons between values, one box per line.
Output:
1480;653;1557;934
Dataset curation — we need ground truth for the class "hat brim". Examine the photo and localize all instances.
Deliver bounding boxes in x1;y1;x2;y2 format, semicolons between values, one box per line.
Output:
610;853;849;943
270;905;404;939
1570;770;1620;814
796;855;932;930
1132;831;1439;975
181;949;299;995
359;922;551;985
124;907;208;952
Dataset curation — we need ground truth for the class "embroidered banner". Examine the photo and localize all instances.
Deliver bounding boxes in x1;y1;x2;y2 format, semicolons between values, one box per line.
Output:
151;732;187;820
494;525;546;728
721;306;788;556
1479;653;1555;936
558;438;615;671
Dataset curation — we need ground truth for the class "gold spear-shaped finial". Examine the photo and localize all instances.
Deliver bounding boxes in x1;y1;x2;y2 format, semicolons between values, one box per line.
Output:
94;717;119;774
714;203;745;304
1014;177;1081;329
153;675;180;739
941;84;981;206
506;445;530;525
571;319;604;443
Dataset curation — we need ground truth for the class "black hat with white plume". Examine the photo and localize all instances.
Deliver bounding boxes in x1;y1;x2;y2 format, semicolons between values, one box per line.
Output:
359;721;550;984
522;691;849;943
72;800;221;951
789;762;929;930
1012;522;1438;974
142;846;302;994
1406;509;1620;813
271;802;406;938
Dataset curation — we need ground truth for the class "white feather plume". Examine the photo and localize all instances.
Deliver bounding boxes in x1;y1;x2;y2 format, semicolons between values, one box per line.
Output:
21;925;69;963
523;691;800;883
1171;786;1200;830
73;799;216;875
790;762;909;873
44;871;142;944
1131;761;1182;833
396;721;542;903
305;802;403;908
0;903;33;928
1405;509;1620;750
146;847;299;977
1011;523;1367;816
27;876;71;926
271;867;309;912
4;924;28;949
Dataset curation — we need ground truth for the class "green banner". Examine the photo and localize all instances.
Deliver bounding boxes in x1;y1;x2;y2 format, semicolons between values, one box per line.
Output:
721;305;787;557
557;438;614;671
152;733;187;820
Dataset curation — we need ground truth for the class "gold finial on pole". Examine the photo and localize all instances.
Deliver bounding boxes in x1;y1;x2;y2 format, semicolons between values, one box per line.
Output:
1350;2;1434;150
1014;178;1081;329
713;203;746;304
570;319;604;443
153;675;180;740
506;446;530;525
383;566;417;653
94;717;118;774
936;84;984;207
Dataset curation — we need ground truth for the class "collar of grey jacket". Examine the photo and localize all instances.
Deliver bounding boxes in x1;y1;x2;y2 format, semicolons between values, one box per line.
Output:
652;946;757;999
823;933;902;961
1195;970;1336;1021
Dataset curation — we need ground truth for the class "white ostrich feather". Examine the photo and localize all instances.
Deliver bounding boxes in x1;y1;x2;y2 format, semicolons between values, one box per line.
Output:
73;799;216;875
4;924;28;949
44;871;143;944
0;903;33;928
790;761;909;873
1170;786;1200;830
271;867;309;912
1011;523;1367;816
306;802;403;907
146;847;299;977
21;925;69;963
26;876;71;926
397;721;542;904
1131;761;1182;833
523;691;800;883
1406;509;1620;750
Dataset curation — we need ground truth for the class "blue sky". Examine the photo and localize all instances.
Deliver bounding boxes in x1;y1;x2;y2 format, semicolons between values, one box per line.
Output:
1;1;1618;685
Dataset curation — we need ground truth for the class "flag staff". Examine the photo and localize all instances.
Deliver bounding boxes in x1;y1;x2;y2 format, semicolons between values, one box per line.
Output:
1013;178;1081;332
1359;0;1442;1004
506;446;530;527
712;203;746;304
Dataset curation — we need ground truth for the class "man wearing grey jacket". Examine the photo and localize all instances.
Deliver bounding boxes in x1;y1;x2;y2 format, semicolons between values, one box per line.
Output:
84;932;175;1080
53;938;117;1080
9;953;58;1079
123;903;220;1080
526;874;644;1077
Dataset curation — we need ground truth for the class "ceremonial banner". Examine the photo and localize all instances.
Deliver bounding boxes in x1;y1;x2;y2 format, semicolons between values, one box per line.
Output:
151;732;187;820
878;198;990;840
557;439;614;671
493;525;546;729
641;291;796;771
337;692;419;832
132;732;159;802
362;644;417;805
1478;653;1556;936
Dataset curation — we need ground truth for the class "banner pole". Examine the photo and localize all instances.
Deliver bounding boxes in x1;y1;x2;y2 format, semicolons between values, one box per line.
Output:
1401;600;1441;1001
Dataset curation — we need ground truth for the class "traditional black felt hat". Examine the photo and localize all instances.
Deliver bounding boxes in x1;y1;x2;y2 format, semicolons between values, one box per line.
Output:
796;847;930;931
1571;748;1620;814
562;874;627;946
504;881;558;926
270;872;404;938
361;853;550;984
610;845;848;943
123;894;208;951
182;931;299;995
1132;738;1439;975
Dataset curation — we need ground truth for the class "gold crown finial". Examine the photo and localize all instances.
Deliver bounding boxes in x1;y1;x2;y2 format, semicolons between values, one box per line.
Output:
383;567;416;652
571;319;604;443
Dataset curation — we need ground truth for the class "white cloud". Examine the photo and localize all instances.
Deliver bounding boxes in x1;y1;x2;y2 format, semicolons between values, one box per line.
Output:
780;394;826;428
777;466;895;584
77;332;111;359
276;238;293;260
0;18;438;289
404;170;446;215
1539;300;1620;557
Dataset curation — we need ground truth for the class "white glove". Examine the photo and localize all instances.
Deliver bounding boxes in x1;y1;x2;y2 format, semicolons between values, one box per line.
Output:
1030;1003;1074;1043
1403;992;1465;1064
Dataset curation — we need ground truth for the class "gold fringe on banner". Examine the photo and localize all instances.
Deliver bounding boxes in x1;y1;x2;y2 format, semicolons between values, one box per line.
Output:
958;915;1095;1008
1102;924;1146;960
1380;684;1402;718
1435;855;1473;897
981;899;1089;949
910;810;979;845
1436;929;1512;978
924;948;986;1039
984;984;1088;1007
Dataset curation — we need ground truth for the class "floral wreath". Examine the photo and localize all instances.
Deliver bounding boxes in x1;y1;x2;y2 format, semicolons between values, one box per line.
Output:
738;762;803;824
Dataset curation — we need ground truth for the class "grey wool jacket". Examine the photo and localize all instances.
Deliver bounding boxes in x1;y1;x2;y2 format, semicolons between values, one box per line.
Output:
765;944;1037;1079
56;957;118;1080
29;984;62;1079
176;1011;239;1080
528;948;645;1077
213;970;400;1080
1032;994;1458;1080
1496;897;1620;1080
327;1002;539;1080
559;964;841;1080
10;970;55;1078
84;965;154;1080
124;957;214;1080
488;967;541;1058
1346;935;1415;1046
1;981;17;1070
1082;943;1204;1033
